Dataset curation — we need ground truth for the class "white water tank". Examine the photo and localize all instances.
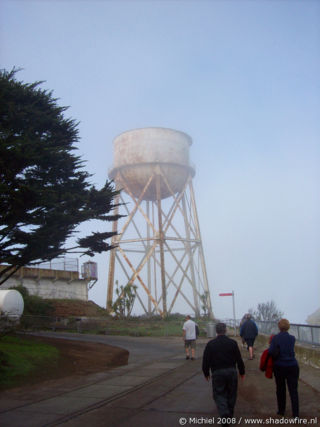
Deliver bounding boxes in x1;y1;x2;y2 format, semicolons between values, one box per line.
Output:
109;127;195;200
0;290;24;317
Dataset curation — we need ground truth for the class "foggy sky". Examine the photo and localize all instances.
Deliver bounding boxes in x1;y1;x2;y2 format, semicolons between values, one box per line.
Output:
1;0;319;323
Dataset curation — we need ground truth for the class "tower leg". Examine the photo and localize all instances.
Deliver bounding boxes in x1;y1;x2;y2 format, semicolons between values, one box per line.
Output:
146;200;152;315
182;194;200;317
189;181;214;319
156;174;167;316
106;192;120;312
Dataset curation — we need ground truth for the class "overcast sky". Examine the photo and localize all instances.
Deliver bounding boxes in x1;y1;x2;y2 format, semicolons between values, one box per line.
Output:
1;0;319;323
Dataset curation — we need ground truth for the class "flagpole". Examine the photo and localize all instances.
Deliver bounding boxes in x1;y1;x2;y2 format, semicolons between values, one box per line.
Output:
232;290;236;336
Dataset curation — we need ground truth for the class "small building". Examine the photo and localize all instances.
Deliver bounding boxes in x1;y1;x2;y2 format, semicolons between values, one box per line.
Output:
307;308;320;326
0;259;97;301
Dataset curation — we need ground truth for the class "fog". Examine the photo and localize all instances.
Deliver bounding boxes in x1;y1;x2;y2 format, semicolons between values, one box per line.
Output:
1;0;319;323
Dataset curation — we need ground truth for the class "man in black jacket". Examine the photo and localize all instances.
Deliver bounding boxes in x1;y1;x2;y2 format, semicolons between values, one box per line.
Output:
202;323;245;423
240;314;258;360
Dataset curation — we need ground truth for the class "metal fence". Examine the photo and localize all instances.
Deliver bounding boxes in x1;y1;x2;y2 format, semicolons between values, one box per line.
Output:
220;318;320;347
254;320;320;347
27;258;79;272
15;315;208;337
5;314;320;346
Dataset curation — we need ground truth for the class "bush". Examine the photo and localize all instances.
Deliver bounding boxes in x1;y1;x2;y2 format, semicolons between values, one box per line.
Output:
10;286;54;316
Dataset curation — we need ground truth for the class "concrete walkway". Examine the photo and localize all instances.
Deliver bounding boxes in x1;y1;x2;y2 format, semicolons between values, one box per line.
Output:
0;334;319;427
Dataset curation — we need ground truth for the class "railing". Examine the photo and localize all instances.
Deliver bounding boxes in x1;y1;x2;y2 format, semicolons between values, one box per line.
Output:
217;318;320;347
1;259;99;284
255;320;320;347
28;258;79;272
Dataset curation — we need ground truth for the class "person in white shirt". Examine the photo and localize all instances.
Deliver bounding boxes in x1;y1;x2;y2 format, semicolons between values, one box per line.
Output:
182;315;198;360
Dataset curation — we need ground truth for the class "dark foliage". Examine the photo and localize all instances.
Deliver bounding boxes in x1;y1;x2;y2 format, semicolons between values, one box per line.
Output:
0;69;121;284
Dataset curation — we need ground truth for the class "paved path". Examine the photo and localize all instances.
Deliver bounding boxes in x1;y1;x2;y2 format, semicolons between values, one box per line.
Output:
0;333;319;426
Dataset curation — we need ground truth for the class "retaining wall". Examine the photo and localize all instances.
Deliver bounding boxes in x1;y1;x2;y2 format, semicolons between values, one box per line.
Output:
256;334;320;370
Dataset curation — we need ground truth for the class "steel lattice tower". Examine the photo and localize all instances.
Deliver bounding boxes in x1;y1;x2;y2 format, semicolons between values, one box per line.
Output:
106;128;213;318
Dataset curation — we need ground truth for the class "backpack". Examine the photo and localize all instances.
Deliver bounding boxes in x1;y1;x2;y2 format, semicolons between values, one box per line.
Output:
195;324;199;338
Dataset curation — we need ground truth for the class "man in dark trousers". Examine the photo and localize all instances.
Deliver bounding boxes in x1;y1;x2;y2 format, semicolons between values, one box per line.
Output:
240;313;258;360
202;323;245;424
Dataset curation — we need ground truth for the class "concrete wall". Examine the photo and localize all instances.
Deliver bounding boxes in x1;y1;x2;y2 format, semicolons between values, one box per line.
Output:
2;275;88;301
256;334;320;370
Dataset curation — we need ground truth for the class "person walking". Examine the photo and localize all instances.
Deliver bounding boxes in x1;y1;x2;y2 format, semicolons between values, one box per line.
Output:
239;313;258;360
182;315;198;360
202;322;245;424
239;314;248;348
268;318;299;418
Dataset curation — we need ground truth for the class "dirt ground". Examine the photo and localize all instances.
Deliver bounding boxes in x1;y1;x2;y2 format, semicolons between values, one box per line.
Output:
9;335;129;389
49;300;110;317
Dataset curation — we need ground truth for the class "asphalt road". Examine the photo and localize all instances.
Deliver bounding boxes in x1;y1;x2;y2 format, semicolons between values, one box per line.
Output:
50;334;320;427
27;331;188;363
1;332;319;427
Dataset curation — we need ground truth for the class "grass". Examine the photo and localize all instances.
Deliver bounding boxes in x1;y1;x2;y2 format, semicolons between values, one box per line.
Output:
105;320;181;336
0;318;210;389
0;335;59;388
103;318;209;337
15;313;212;337
20;314;211;337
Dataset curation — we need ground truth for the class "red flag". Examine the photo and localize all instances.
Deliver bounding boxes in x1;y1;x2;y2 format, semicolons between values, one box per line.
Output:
219;292;233;296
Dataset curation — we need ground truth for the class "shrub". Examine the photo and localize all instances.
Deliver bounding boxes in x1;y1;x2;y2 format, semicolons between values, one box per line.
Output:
10;286;54;316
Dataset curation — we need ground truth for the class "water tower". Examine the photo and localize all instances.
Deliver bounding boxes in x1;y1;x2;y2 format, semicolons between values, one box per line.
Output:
107;127;213;318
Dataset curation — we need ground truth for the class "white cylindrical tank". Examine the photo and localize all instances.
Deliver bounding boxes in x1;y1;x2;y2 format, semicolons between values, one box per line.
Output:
109;127;195;200
0;290;24;317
